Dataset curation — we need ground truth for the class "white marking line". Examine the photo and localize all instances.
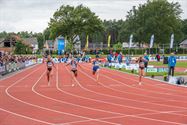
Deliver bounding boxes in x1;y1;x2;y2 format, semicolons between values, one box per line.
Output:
31;64;123;124
0;65;54;124
6;69;91;125
83;65;187;103
81;66;187;111
0;107;54;125
62;110;187;125
0;64;38;82
104;67;187;95
3;64;119;125
64;65;186;125
103;66;187;95
103;69;187;99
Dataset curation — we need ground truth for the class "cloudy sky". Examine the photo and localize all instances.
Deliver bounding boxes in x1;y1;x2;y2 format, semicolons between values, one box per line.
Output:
0;0;186;33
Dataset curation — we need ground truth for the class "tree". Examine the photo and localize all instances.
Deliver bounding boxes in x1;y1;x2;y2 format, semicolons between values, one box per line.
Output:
182;19;187;40
49;5;104;49
14;40;32;54
0;31;8;38
113;42;123;50
124;0;183;46
33;33;44;50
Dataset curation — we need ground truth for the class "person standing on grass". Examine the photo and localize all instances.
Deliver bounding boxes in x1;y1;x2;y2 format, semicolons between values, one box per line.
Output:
144;53;149;69
136;56;146;85
46;55;56;86
125;54;130;66
168;53;176;77
107;53;112;67
117;52;123;64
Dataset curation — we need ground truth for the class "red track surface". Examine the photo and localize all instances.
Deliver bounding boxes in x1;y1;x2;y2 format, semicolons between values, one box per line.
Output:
0;63;187;125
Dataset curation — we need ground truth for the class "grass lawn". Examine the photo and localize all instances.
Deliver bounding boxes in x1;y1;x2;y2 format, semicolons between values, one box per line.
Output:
149;61;187;68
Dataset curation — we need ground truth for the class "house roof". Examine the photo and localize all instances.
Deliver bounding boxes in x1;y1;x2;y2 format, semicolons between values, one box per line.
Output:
180;39;187;45
23;38;38;45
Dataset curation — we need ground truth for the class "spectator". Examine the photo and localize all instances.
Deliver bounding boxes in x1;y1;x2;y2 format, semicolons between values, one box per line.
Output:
125;54;130;66
117;52;123;64
143;53;149;69
156;53;160;62
168;53;176;77
107;53;112;64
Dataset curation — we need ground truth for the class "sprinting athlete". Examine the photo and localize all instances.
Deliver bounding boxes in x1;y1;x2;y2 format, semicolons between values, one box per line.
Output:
136;56;146;85
66;57;79;77
92;58;100;83
66;57;82;86
46;55;55;86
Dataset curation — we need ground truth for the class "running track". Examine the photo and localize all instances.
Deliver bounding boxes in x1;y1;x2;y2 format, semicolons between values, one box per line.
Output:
0;63;187;125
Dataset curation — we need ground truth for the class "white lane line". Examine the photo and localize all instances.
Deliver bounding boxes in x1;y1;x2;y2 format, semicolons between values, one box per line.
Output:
6;70;89;124
81;65;187;118
80;66;187;111
62;110;187;125
64;66;159;113
83;65;187;103
103;68;187;96
0;65;54;124
0;64;39;82
31;64;122;125
64;66;186;125
0;107;54;125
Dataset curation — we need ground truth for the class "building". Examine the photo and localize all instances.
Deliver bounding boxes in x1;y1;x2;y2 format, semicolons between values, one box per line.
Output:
0;35;38;53
44;40;54;54
180;39;187;48
0;35;18;53
23;38;38;53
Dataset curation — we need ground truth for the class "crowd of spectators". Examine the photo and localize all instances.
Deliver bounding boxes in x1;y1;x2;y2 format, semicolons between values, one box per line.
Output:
0;51;36;67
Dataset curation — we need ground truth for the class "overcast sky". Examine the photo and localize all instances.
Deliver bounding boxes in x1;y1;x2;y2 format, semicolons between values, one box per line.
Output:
0;0;186;33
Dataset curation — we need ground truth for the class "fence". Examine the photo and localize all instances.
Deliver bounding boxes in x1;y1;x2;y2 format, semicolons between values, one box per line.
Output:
0;59;37;76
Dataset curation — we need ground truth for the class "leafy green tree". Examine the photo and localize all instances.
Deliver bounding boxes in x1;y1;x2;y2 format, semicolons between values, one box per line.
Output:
124;0;183;46
182;19;187;40
0;31;8;38
17;31;32;38
33;33;44;50
49;5;104;49
14;40;32;54
113;42;123;50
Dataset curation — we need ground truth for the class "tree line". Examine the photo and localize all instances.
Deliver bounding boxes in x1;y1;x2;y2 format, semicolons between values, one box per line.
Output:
0;0;187;50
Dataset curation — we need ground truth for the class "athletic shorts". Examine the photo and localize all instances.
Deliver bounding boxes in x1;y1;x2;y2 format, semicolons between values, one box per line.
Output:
48;67;52;71
93;66;100;72
71;69;77;73
139;66;145;70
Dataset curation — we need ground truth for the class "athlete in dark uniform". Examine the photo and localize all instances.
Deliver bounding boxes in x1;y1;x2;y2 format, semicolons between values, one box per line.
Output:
66;57;82;86
66;57;79;77
92;58;100;83
136;56;146;85
46;55;55;86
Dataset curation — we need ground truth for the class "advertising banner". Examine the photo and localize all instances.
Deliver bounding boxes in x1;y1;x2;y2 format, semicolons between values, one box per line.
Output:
58;38;65;55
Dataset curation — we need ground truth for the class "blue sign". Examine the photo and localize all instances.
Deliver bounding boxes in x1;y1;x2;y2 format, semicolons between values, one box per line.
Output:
58;38;65;55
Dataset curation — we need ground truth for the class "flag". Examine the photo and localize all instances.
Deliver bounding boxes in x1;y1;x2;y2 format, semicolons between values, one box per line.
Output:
150;34;154;48
129;34;133;48
85;35;89;49
108;35;111;48
170;34;174;49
